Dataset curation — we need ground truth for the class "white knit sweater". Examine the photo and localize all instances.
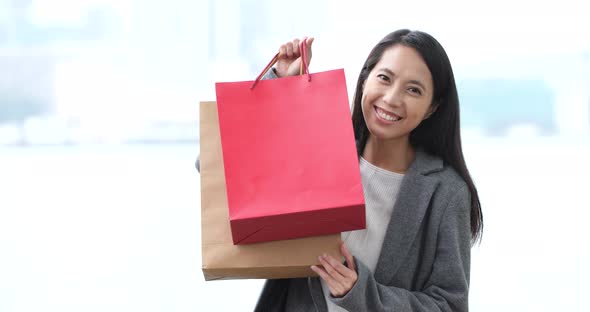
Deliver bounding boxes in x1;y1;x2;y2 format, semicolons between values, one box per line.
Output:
322;156;404;312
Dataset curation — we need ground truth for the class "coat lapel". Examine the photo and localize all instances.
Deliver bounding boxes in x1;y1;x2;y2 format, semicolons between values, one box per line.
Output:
374;150;442;284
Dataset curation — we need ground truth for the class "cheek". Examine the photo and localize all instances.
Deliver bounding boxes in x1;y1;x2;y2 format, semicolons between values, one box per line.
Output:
360;85;376;113
410;108;428;120
360;94;376;124
360;93;369;115
410;100;433;120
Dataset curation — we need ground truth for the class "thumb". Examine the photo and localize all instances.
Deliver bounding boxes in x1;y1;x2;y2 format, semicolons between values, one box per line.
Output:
340;241;356;271
306;37;314;49
304;37;314;63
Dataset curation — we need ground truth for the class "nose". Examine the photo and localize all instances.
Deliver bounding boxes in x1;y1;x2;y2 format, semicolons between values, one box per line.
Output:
382;85;403;107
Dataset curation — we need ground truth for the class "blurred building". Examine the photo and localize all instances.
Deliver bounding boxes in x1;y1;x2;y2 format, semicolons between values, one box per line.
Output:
1;0;589;145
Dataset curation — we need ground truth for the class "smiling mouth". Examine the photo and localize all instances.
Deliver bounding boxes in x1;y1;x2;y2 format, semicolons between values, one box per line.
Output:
374;106;402;122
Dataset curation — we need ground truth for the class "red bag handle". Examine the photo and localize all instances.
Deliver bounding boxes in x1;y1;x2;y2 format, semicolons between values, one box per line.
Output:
250;38;311;90
298;38;311;78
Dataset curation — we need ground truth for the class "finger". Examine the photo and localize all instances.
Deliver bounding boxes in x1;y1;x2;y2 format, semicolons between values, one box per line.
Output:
319;255;346;281
340;242;356;271
311;265;345;297
292;38;301;57
279;44;286;59
285;42;294;58
311;265;339;289
306;37;314;50
323;253;354;279
291;42;299;59
304;37;314;64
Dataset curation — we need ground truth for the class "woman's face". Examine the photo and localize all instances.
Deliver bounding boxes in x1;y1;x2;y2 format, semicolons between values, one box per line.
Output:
361;44;435;143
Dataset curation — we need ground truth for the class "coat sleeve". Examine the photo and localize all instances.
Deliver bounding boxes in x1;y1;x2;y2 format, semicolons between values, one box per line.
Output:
262;67;280;80
195;68;279;174
331;186;472;312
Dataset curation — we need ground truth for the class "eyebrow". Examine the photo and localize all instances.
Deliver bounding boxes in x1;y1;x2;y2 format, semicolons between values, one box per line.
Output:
379;68;428;91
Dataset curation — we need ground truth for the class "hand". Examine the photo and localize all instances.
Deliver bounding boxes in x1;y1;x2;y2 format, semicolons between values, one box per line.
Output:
311;241;358;298
275;37;314;78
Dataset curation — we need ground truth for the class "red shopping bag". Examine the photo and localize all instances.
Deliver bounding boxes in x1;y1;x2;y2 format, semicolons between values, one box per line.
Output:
215;40;365;245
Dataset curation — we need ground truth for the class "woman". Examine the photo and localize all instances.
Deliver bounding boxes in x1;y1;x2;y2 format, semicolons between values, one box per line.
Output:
254;29;483;311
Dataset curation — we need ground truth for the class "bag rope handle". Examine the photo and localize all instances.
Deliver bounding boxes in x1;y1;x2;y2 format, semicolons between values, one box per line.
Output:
250;38;311;90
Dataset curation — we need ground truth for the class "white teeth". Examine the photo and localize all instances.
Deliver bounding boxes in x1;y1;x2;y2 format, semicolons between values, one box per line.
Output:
377;108;401;121
380;111;394;121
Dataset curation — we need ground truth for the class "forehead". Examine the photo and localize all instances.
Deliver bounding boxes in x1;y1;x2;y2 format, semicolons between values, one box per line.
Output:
375;45;432;85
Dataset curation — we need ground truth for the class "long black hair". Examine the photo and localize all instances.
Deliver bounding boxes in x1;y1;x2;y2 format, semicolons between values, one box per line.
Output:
351;29;483;243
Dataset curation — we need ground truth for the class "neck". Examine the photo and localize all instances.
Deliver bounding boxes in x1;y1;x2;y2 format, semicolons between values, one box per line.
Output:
362;135;416;174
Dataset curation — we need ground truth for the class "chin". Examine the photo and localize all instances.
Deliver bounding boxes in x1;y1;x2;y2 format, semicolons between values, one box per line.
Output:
366;127;404;142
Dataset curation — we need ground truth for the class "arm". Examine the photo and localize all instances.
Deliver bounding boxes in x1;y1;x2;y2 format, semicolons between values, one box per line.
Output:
332;186;472;312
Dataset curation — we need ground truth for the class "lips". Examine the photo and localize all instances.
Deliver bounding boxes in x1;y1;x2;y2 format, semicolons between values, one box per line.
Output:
374;106;402;122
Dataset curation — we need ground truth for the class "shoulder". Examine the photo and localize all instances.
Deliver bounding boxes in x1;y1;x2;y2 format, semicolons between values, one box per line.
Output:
413;150;470;213
412;149;468;195
428;162;471;235
417;154;472;244
433;165;470;221
433;163;468;196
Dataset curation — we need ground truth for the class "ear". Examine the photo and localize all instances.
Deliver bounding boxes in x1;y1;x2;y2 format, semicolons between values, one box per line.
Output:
424;102;439;120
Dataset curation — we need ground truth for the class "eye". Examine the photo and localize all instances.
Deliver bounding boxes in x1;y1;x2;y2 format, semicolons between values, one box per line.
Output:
408;87;422;95
377;74;390;82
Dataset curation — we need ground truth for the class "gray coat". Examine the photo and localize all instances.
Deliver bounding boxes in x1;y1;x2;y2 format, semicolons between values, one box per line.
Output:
254;149;472;312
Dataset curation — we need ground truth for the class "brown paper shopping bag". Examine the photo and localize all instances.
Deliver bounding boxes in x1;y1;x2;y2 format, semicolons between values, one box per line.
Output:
200;101;341;281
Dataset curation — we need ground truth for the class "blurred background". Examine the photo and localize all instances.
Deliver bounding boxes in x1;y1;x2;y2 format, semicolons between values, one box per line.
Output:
1;0;589;311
